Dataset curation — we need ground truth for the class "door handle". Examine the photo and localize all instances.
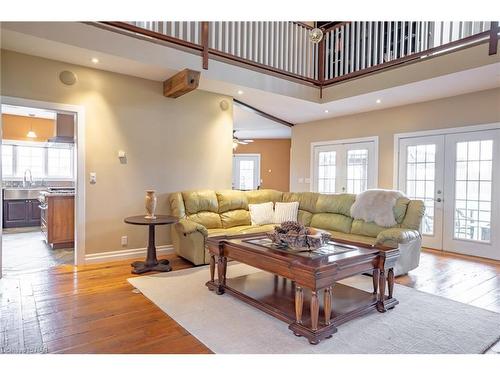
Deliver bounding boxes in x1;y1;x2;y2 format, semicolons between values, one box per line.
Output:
436;198;442;202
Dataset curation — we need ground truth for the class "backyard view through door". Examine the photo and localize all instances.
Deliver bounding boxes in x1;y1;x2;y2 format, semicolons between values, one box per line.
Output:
398;128;500;260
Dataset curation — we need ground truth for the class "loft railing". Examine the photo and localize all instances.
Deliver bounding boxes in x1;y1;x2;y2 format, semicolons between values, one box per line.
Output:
323;21;495;83
100;21;499;87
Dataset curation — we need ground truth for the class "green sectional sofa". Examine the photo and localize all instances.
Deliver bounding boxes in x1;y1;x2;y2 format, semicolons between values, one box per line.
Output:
168;189;425;276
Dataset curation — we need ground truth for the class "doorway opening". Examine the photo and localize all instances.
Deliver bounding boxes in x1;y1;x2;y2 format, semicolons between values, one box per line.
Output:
1;103;79;276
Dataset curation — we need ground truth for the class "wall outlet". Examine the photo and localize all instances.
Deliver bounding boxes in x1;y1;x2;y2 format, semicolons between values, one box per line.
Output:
298;177;304;183
121;236;128;246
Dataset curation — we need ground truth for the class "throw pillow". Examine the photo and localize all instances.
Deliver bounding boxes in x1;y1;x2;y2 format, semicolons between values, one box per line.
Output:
248;202;274;225
274;201;299;224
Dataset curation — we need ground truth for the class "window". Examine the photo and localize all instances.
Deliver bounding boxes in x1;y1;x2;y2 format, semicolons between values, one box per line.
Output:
317;151;336;193
346;149;368;194
48;148;73;178
2;144;13;177
1;141;74;180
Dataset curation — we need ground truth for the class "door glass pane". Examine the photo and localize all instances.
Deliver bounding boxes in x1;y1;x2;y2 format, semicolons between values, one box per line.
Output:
454;140;493;242
346;149;368;194
238;160;255;190
317;151;336;193
405;144;436;235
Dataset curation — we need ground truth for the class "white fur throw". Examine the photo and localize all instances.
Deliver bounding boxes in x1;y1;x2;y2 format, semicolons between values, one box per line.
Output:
350;189;405;227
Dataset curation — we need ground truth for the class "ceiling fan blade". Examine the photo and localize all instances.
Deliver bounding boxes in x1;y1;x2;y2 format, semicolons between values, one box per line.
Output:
242;139;254;143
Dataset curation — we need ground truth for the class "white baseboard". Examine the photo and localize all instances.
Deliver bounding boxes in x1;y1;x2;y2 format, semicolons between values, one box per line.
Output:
85;245;175;264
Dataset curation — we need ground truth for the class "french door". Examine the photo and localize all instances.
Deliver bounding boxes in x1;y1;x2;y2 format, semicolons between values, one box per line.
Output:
398;129;500;260
312;139;377;194
232;154;260;190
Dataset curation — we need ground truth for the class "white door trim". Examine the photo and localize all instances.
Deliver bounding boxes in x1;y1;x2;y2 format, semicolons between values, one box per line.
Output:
1;96;86;266
310;136;379;192
393;122;500;189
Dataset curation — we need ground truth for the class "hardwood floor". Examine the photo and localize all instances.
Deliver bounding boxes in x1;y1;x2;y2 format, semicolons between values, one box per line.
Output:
0;248;498;354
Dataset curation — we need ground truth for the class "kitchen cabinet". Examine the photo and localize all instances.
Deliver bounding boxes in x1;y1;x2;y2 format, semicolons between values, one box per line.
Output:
3;199;41;228
41;195;74;249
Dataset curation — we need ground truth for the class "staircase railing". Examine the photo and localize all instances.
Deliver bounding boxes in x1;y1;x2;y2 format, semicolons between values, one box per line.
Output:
100;21;499;88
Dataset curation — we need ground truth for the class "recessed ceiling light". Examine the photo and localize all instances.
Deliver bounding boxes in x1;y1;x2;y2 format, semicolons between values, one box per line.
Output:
91;57;99;64
237;90;244;95
324;109;329;113
376;99;381;104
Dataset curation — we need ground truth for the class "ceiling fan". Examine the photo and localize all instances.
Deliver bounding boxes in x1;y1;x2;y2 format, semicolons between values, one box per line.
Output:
233;130;254;149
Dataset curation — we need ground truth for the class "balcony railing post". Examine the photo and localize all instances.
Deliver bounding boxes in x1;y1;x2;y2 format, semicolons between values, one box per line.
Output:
202;21;209;69
318;36;326;84
489;21;499;55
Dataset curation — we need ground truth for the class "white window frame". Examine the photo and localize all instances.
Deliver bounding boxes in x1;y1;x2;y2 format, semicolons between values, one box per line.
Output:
1;139;75;181
232;153;261;190
310;136;379;193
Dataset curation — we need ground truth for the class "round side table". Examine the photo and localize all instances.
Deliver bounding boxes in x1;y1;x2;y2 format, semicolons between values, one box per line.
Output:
124;215;178;274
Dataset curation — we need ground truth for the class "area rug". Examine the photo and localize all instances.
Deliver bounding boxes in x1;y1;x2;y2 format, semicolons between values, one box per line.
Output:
128;263;500;354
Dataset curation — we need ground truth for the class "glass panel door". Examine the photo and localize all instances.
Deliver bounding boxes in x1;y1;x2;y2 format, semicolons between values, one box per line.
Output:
232;154;261;190
398;135;445;249
312;140;377;194
443;130;500;260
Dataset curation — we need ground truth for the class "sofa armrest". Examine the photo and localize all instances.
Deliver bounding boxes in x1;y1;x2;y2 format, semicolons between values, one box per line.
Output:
375;228;421;247
175;219;208;237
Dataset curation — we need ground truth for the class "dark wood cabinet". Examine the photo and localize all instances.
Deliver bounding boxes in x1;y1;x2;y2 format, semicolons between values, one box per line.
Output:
3;199;41;228
42;195;74;249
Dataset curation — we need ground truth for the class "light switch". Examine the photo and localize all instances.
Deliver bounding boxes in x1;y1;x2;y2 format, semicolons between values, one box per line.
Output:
90;172;97;184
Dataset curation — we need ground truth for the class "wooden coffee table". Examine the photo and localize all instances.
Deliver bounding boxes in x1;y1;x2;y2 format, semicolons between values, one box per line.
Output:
206;234;399;344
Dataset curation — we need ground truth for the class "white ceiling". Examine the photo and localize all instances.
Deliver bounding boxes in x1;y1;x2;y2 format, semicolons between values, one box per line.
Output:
1;22;499;137
233;105;291;139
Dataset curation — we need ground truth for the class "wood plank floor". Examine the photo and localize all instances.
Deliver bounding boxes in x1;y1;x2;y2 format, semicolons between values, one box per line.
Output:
0;249;499;354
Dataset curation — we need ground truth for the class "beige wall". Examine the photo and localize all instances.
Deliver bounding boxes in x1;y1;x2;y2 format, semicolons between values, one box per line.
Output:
291;88;500;191
234;139;291;191
1;50;234;254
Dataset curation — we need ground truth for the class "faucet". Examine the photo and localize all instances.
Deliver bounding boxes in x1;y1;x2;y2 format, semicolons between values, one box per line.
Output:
23;169;33;188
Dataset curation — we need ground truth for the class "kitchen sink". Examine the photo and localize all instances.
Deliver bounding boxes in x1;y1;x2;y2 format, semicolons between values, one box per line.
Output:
2;188;47;200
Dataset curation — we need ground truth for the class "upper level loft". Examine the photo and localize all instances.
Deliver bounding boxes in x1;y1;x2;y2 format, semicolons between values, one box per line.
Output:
100;21;499;89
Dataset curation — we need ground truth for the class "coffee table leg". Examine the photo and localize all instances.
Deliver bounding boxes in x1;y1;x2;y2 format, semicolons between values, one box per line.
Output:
388;268;395;299
209;254;215;282
324;286;332;326
377;269;387;312
216;255;227;295
372;269;380;295
294;286;303;325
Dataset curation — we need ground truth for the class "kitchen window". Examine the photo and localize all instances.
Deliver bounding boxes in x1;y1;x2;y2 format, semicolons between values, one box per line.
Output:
1;141;74;180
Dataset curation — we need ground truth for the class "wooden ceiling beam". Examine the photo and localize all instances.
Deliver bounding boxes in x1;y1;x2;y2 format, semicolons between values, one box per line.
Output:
163;69;200;98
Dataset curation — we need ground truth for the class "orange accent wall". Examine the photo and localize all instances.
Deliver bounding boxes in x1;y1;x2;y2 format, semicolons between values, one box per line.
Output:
234;139;291;192
2;114;56;141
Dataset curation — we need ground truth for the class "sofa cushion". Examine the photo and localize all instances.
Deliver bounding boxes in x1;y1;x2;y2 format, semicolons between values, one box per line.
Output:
207;224;276;237
327;230;377;246
186;212;222;229
216;190;248;213
169;192;186;218
351;219;387;237
394;197;410;224
297;210;313;226
249;202;274;225
182;190;219;214
274;201;299;223
282;192;319;214
315;193;356;216
310;213;353;234
220;209;251;228
401;200;426;230
246;189;283;204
